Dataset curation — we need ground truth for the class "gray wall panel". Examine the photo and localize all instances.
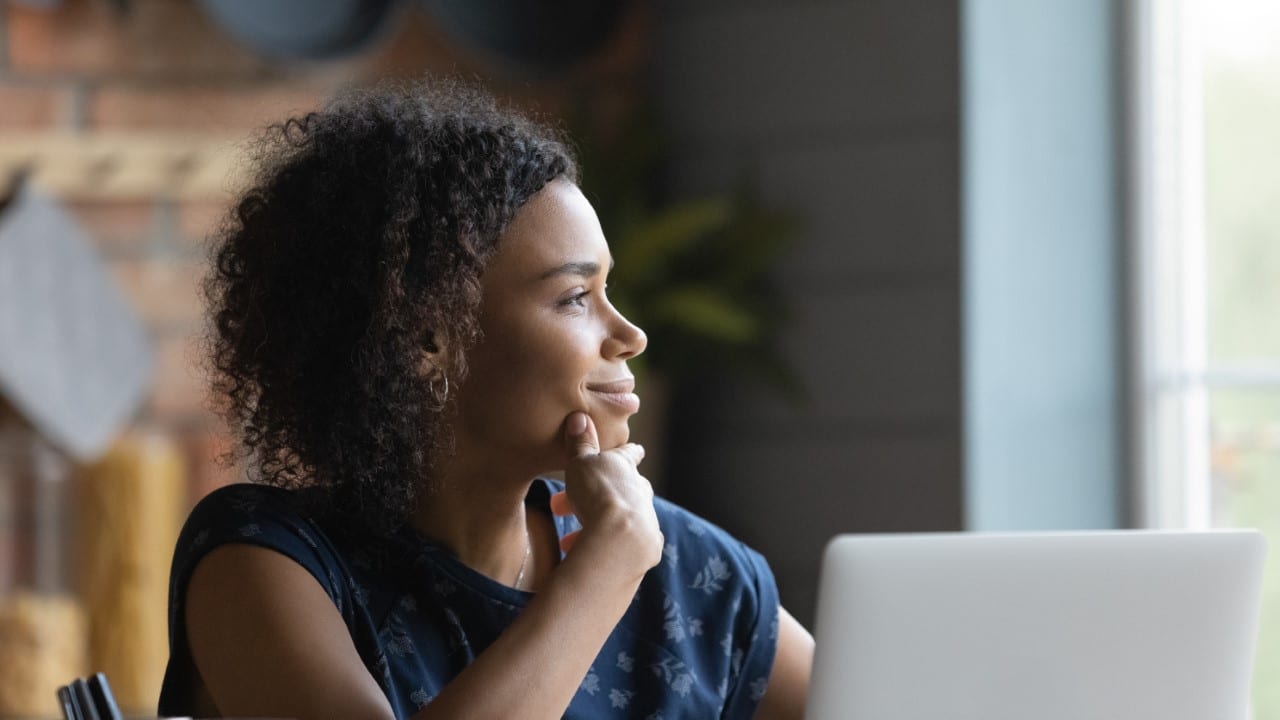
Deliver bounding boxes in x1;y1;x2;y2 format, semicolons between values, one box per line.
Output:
657;1;958;142
655;0;964;629
698;286;959;427
675;433;962;625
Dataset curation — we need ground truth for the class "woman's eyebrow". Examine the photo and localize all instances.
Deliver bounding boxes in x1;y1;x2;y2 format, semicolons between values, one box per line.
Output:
539;259;614;280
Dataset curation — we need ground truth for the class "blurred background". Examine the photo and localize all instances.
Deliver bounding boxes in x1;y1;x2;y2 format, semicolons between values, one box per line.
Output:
0;0;1277;717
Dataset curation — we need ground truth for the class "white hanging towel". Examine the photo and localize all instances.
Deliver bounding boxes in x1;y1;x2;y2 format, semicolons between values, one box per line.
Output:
0;183;154;462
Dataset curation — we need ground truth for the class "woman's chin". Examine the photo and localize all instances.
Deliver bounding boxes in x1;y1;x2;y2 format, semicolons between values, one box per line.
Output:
596;419;631;450
587;402;635;443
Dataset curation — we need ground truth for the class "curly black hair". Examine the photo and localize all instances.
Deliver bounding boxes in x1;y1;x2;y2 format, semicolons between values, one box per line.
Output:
205;79;578;535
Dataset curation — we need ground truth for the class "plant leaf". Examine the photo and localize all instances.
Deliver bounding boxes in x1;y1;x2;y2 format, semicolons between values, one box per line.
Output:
648;286;759;344
716;208;800;287
614;199;733;285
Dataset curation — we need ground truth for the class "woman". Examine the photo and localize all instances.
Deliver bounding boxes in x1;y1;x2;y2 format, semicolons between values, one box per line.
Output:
158;80;813;719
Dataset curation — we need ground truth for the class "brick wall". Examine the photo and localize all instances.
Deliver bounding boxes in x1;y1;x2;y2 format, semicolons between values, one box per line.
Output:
0;0;650;505
0;4;648;710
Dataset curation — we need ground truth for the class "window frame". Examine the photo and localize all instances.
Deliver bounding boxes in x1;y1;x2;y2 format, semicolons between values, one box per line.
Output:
1130;0;1280;526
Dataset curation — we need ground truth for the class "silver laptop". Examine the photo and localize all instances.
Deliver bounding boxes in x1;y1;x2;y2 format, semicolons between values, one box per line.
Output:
805;530;1267;720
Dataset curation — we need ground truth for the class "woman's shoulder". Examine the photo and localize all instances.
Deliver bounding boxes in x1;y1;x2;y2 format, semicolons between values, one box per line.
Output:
652;494;735;541
648;495;775;606
182;482;328;542
189;481;297;516
173;482;349;604
558;486;780;718
650;495;770;579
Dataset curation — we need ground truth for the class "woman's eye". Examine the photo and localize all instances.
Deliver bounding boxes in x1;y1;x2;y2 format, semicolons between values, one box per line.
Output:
561;290;590;308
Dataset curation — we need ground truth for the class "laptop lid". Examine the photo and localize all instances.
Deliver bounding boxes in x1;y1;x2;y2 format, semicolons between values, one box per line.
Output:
805;530;1267;720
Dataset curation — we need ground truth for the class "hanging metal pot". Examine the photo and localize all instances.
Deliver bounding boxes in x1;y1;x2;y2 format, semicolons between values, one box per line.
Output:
422;0;631;74
196;0;402;61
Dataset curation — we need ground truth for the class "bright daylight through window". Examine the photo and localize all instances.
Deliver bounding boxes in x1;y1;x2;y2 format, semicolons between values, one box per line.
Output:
1135;0;1280;715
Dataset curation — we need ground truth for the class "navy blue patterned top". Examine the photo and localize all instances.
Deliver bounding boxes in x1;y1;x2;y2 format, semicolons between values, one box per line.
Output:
158;478;779;719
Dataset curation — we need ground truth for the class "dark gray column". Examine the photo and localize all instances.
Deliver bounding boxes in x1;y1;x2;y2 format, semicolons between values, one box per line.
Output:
655;0;964;628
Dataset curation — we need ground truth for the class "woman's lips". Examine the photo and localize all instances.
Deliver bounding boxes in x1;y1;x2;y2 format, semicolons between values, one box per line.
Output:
586;379;641;414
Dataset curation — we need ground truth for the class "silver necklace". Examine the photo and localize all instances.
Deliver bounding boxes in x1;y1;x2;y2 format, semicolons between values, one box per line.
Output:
513;529;531;590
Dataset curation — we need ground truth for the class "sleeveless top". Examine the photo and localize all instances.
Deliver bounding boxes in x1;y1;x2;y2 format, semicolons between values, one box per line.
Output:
157;478;780;719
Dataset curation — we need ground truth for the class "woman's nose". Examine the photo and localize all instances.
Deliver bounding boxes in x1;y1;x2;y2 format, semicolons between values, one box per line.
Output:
606;309;647;360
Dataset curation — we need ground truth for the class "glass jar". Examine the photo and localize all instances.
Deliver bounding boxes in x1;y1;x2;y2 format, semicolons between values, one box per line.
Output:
0;428;87;719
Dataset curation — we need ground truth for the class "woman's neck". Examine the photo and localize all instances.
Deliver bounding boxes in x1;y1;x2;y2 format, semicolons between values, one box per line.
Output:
411;458;537;587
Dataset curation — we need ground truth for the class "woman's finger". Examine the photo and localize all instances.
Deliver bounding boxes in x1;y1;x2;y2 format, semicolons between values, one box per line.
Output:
563;412;599;458
612;443;645;467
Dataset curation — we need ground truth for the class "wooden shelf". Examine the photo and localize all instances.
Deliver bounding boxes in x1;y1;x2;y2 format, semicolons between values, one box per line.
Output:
0;133;250;200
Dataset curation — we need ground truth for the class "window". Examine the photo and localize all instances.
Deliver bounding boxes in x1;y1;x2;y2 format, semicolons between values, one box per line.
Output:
1133;0;1280;715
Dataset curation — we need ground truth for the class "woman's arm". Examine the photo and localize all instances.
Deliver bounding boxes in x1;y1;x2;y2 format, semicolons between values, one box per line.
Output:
187;527;652;720
415;527;654;718
185;543;399;719
185;412;663;720
753;606;815;720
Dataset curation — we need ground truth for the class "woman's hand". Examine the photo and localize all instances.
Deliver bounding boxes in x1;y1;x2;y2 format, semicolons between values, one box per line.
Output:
550;411;664;581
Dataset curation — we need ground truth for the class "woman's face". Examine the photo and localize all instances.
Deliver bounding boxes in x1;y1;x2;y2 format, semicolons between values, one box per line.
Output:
451;179;647;472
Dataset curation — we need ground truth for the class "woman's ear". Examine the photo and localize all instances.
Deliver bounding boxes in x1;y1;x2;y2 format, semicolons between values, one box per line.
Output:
422;330;442;355
422;327;463;376
420;335;454;410
420;331;452;377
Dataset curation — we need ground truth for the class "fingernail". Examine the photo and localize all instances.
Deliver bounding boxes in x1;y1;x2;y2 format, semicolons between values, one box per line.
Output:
568;412;587;435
